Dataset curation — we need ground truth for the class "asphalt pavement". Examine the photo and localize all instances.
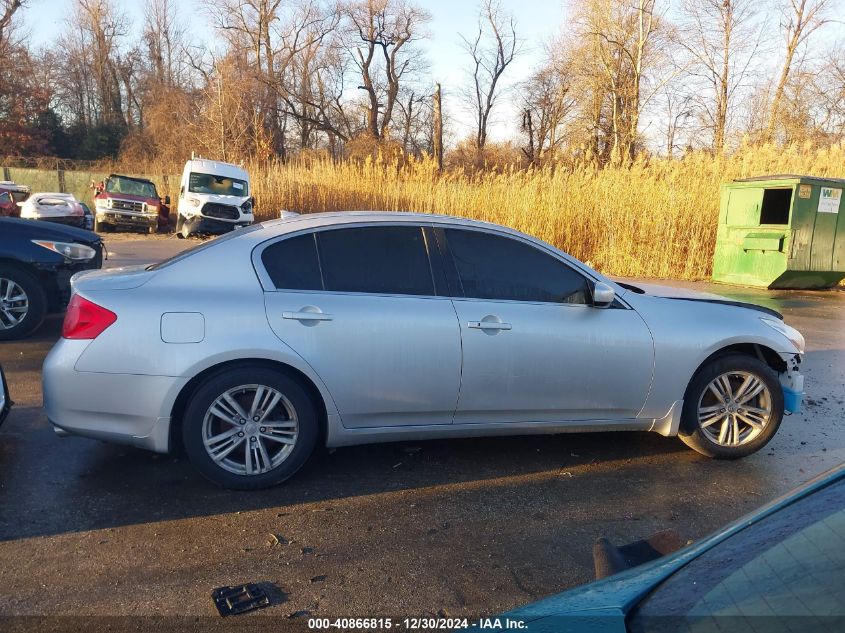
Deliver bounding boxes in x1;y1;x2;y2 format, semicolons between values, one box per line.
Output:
1;233;843;622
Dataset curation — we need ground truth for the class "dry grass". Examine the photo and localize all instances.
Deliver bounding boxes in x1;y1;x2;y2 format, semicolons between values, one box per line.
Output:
9;141;845;280
247;142;845;279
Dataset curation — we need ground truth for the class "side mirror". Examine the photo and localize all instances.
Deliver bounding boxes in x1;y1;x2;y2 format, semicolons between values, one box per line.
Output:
593;281;615;308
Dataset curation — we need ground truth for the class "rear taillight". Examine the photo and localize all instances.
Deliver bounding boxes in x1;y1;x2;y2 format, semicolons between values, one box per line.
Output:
62;295;117;339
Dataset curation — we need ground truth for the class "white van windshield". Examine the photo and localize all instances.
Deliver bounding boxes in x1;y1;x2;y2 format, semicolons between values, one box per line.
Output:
188;172;249;197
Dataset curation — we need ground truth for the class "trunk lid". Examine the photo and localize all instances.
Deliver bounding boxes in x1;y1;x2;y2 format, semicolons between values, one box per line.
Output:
71;265;155;292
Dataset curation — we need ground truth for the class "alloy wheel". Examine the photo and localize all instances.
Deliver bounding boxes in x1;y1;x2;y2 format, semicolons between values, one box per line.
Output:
201;384;299;476
0;277;29;330
697;371;772;447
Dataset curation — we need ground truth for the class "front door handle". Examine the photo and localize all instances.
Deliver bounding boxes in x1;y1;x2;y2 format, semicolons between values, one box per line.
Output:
282;311;333;322
468;320;512;330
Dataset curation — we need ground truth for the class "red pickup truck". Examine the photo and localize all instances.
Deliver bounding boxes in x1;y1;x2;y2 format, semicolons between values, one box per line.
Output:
92;174;170;233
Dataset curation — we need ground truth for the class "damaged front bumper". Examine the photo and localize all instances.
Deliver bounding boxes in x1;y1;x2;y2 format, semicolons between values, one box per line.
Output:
779;353;804;414
183;215;252;235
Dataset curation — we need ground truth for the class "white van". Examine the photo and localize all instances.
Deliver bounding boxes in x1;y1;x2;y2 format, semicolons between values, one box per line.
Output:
176;158;254;238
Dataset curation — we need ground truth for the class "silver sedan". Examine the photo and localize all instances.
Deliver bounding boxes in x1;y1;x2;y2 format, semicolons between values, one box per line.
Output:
43;213;805;489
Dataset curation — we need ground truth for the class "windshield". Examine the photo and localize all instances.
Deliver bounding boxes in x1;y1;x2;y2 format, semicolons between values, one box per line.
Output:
188;172;249;197
628;478;845;632
105;176;157;198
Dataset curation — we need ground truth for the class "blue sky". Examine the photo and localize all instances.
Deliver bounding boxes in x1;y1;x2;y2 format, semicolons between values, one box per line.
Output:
23;0;566;141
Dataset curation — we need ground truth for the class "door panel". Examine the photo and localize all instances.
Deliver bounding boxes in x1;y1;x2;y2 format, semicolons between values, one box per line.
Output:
439;226;654;424
259;225;461;429
451;300;654;423
265;292;462;428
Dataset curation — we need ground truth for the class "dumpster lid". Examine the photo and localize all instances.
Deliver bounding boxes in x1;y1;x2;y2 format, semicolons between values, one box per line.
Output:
733;174;845;185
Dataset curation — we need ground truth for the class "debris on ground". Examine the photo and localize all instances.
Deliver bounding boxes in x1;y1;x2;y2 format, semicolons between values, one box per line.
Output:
211;583;271;616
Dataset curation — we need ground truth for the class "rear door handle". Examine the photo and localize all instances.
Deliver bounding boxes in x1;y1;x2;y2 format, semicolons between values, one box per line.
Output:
282;311;333;321
468;321;512;330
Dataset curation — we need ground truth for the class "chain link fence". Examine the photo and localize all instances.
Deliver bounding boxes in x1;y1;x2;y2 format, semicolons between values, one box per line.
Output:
1;157;180;206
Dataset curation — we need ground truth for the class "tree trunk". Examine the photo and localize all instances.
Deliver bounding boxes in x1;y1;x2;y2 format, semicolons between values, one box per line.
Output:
433;83;443;172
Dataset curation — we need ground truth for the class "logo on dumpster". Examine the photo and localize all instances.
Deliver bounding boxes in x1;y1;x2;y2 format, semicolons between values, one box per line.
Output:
818;187;841;214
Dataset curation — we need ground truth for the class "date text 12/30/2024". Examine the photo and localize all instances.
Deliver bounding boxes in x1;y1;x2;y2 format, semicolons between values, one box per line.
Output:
307;618;527;630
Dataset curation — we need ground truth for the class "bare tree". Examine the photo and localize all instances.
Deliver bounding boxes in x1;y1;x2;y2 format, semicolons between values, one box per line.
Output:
204;0;285;151
432;82;443;169
460;0;518;158
65;0;128;126
520;55;576;164
0;0;25;54
143;0;187;88
345;0;430;143
572;0;662;160
765;0;833;141
678;0;763;152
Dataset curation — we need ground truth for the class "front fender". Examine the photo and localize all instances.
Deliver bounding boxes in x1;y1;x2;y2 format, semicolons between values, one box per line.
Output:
629;294;802;420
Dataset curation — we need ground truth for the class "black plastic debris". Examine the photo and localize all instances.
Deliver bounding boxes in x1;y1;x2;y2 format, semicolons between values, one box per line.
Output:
211;583;271;616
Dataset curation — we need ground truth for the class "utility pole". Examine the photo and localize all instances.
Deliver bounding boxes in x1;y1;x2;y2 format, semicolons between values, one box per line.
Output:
433;83;443;172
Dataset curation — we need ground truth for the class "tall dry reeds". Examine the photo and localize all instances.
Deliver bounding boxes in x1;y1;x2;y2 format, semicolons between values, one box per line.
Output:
244;142;845;279
11;141;845;280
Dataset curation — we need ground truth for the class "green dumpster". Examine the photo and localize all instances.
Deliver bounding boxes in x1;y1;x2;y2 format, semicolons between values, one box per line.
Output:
711;174;845;289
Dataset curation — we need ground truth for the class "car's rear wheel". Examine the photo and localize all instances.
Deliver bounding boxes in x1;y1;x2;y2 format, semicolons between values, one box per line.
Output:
0;265;47;341
679;354;783;459
182;366;318;489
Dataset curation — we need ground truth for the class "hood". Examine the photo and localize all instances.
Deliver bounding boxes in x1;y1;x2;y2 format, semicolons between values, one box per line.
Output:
0;217;101;244
616;280;783;320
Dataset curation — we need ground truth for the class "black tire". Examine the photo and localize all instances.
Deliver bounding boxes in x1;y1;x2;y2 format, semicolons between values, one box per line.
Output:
679;354;784;459
182;366;318;489
0;265;47;341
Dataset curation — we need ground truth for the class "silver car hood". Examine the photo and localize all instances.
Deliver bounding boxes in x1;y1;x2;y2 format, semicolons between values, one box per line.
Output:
617;280;783;320
618;281;726;300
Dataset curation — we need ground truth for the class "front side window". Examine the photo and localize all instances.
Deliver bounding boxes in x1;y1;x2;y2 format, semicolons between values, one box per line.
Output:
444;229;589;304
188;172;249;197
0;192;11;204
316;226;435;296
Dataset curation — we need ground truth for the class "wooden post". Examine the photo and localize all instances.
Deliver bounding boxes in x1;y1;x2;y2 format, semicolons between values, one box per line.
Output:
433;83;443;173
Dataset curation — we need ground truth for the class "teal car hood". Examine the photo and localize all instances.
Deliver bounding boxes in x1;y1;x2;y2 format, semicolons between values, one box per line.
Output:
499;464;845;630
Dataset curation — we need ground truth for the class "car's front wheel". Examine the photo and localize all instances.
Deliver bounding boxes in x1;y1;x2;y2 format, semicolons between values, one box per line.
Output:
679;354;783;459
182;366;318;489
0;265;47;341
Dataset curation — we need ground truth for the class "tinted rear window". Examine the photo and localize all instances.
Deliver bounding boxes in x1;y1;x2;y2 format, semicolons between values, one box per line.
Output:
316;226;435;296
261;233;323;290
